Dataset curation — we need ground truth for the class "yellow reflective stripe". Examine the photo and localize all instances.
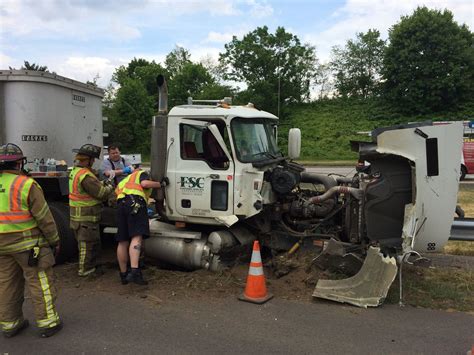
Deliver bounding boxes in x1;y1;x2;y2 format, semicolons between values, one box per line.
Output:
46;232;59;242
35;202;50;221
0;237;48;255
69;168;101;207
79;268;95;276
2;239;37;251
9;175;24;210
78;241;96;276
0;174;38;234
19;177;29;207
10;175;29;211
37;314;59;328
0;223;36;231
0;319;22;331
79;241;86;274
23;229;33;237
70;215;100;223
116;171;150;201
37;270;58;328
70;206;100;223
97;186;107;199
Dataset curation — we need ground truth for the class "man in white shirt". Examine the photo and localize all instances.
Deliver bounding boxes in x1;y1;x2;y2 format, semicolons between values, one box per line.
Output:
101;144;134;186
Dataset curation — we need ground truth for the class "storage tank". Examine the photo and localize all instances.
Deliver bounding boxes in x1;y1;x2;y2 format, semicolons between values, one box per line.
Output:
0;70;105;166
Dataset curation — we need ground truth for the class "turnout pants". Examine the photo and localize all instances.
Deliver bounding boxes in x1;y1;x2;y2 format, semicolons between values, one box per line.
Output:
73;222;101;276
0;247;60;332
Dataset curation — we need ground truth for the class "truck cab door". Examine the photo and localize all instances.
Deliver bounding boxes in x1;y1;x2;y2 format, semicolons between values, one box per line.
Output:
173;119;235;222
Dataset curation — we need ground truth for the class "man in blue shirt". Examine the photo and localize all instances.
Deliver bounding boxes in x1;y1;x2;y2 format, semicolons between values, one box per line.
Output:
101;144;133;186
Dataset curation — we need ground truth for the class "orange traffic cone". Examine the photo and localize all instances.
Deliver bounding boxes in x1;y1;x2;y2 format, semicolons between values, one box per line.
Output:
238;240;273;304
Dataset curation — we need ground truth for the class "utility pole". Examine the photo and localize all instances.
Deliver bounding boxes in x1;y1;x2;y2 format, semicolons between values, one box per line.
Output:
277;53;281;119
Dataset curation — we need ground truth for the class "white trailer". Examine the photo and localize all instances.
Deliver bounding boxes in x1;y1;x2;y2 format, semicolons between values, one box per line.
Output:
0;70;105;166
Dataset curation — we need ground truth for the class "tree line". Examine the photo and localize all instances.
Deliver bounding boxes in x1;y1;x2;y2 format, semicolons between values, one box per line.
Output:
103;6;472;154
14;6;472;155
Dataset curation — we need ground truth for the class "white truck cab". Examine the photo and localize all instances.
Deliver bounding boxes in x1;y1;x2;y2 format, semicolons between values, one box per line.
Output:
162;104;282;227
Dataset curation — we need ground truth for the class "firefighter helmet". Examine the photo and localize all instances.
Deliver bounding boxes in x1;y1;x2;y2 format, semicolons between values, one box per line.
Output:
0;143;25;164
72;144;101;159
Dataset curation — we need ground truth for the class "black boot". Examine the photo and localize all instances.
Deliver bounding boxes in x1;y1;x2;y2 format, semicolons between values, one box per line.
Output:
3;319;29;338
126;268;148;285
120;271;129;285
39;321;63;338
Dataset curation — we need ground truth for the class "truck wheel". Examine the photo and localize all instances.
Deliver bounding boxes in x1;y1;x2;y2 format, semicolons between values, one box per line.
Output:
48;202;77;264
460;165;467;181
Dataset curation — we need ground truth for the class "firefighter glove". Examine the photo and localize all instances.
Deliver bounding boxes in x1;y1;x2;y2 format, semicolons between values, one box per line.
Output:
103;178;114;188
161;177;169;187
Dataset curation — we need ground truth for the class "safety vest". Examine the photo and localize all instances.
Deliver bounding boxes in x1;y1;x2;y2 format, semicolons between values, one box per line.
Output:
0;172;39;234
69;167;102;208
115;171;151;202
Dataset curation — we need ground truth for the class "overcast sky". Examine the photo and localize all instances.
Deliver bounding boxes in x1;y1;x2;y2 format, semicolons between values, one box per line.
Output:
1;0;472;88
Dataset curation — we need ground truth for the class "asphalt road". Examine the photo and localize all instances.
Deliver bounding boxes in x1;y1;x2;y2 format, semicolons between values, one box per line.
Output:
1;288;473;354
2;164;471;353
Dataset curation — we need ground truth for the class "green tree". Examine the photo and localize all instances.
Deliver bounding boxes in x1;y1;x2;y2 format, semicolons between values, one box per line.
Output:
168;62;235;106
165;46;192;79
164;48;233;106
315;63;333;100
330;29;385;98
21;60;48;72
219;26;318;116
107;52;233;153
383;7;474;113
168;62;213;106
106;78;154;154
112;58;166;96
112;58;151;84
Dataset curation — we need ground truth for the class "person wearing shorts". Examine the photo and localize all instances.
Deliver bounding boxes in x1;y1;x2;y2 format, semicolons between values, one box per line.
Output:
115;170;161;285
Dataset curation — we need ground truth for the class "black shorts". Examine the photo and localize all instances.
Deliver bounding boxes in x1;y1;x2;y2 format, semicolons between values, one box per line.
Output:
115;195;150;242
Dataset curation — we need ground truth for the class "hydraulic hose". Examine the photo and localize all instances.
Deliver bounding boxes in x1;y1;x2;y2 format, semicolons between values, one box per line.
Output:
300;172;338;190
309;186;363;204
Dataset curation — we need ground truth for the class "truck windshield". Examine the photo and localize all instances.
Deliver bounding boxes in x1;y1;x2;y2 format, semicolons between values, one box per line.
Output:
231;118;281;163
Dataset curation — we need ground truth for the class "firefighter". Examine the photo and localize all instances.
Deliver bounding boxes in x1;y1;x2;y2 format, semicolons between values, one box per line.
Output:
69;144;114;277
115;169;161;285
0;143;62;338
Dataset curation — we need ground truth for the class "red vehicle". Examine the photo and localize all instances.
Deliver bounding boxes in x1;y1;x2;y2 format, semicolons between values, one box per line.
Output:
433;121;473;180
461;140;474;180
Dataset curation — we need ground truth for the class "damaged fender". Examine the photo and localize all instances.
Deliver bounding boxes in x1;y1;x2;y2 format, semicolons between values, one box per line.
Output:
313;122;463;308
313;247;397;308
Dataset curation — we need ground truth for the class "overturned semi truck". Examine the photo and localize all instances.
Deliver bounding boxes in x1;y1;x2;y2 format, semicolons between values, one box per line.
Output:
142;75;463;307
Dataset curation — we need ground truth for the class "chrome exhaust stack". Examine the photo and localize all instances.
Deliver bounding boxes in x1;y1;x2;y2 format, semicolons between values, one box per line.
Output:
151;75;168;216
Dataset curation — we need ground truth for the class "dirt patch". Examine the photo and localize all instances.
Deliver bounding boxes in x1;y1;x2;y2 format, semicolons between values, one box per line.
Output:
428;253;474;269
55;248;327;305
54;247;474;312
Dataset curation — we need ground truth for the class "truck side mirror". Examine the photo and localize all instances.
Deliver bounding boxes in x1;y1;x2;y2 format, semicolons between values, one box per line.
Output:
288;128;301;160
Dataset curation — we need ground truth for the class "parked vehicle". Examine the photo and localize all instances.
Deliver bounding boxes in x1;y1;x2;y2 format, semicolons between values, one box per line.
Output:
461;130;474;180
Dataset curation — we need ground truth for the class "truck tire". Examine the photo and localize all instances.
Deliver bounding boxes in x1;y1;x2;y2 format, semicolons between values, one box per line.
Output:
48;202;77;264
460;165;467;181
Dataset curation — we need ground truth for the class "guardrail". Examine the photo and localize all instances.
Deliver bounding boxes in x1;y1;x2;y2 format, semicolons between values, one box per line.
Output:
450;218;474;241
